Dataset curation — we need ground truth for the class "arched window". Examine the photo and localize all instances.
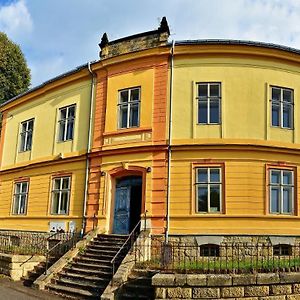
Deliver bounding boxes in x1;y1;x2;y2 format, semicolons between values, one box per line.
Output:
200;244;220;257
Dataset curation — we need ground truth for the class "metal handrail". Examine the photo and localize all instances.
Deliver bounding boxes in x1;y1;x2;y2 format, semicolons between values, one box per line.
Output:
44;231;80;275
110;219;142;276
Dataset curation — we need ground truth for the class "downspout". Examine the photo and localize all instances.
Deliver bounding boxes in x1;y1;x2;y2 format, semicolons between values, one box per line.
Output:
165;40;175;243
82;62;96;234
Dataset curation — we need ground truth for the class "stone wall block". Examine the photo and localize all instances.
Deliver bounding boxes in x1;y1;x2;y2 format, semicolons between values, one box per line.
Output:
260;296;285;300
232;274;257;286
294;284;300;294
167;287;192;299
155;287;166;299
186;274;206;286
175;274;187;286
286;295;300;300
207;274;232;286
257;273;280;285
270;284;292;295
245;286;269;297
152;274;175;286
280;273;300;284
192;287;220;299
221;286;244;298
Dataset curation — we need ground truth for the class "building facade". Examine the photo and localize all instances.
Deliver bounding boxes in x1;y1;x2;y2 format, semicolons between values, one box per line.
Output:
1;19;300;242
0;66;93;231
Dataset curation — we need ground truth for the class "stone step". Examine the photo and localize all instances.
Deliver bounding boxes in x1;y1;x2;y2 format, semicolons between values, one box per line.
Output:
47;283;99;299
88;243;123;250
54;277;106;292
75;256;113;265
82;252;116;261
97;234;128;240
59;271;109;284
84;250;117;259
72;261;112;271
63;266;112;277
86;247;120;254
91;240;125;246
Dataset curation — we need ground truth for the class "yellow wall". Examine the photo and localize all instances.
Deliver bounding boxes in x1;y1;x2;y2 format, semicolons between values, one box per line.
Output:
169;146;300;235
105;69;153;133
172;54;300;144
169;48;300;235
0;159;86;231
1;79;91;170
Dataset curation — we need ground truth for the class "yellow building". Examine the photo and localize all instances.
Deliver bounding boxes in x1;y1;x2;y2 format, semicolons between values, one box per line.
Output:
0;65;93;232
169;40;300;240
2;18;300;244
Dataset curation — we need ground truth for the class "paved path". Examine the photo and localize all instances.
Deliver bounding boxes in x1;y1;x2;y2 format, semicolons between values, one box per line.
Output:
0;278;65;300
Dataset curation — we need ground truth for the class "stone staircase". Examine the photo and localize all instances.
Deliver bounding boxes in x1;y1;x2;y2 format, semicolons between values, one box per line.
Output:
118;269;156;300
46;234;128;299
23;256;57;287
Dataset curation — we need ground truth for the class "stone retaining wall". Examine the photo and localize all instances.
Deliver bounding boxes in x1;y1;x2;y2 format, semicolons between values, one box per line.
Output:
152;272;300;299
0;253;45;280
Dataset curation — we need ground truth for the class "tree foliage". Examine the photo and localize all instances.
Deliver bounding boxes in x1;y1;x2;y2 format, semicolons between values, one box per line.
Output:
0;32;31;104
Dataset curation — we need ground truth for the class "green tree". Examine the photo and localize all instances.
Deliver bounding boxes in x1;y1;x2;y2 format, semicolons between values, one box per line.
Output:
0;32;31;104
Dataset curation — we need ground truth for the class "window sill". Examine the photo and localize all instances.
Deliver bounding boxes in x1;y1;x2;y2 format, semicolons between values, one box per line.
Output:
271;126;294;131
57;139;73;144
197;123;221;126
18;150;31;154
103;127;152;137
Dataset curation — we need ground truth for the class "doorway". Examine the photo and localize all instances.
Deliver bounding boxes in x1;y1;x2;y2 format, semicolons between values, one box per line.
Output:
112;176;142;234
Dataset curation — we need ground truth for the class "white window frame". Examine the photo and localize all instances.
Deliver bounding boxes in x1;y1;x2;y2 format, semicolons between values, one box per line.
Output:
12;181;29;215
269;169;294;215
196;82;221;124
271;86;294;129
51;176;71;215
58;104;76;142
118;87;141;129
19;119;34;152
195;167;222;213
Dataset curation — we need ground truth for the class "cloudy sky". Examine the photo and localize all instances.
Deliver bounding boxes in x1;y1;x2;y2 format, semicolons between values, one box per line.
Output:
1;0;300;87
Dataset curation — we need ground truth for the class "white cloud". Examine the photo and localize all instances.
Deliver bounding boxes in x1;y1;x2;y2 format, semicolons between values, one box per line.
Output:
0;0;33;39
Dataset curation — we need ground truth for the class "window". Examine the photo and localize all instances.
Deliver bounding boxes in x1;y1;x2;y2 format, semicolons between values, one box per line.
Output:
269;169;294;214
118;87;140;129
20;119;34;152
12;181;29;215
51;177;71;215
195;167;222;213
58;105;76;141
197;82;221;124
200;244;220;257
273;244;292;256
271;86;293;129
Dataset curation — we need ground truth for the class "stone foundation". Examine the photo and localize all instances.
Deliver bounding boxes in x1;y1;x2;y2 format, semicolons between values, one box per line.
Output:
152;272;300;299
0;253;45;280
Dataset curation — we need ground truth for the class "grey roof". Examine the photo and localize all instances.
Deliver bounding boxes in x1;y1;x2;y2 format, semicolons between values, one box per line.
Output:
174;39;300;56
0;63;91;108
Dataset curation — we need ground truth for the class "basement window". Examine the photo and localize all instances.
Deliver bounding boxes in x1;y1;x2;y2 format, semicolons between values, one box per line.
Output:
200;244;220;257
273;244;292;256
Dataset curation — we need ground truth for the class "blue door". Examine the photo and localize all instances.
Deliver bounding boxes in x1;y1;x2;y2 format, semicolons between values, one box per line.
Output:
113;186;131;234
112;176;142;234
